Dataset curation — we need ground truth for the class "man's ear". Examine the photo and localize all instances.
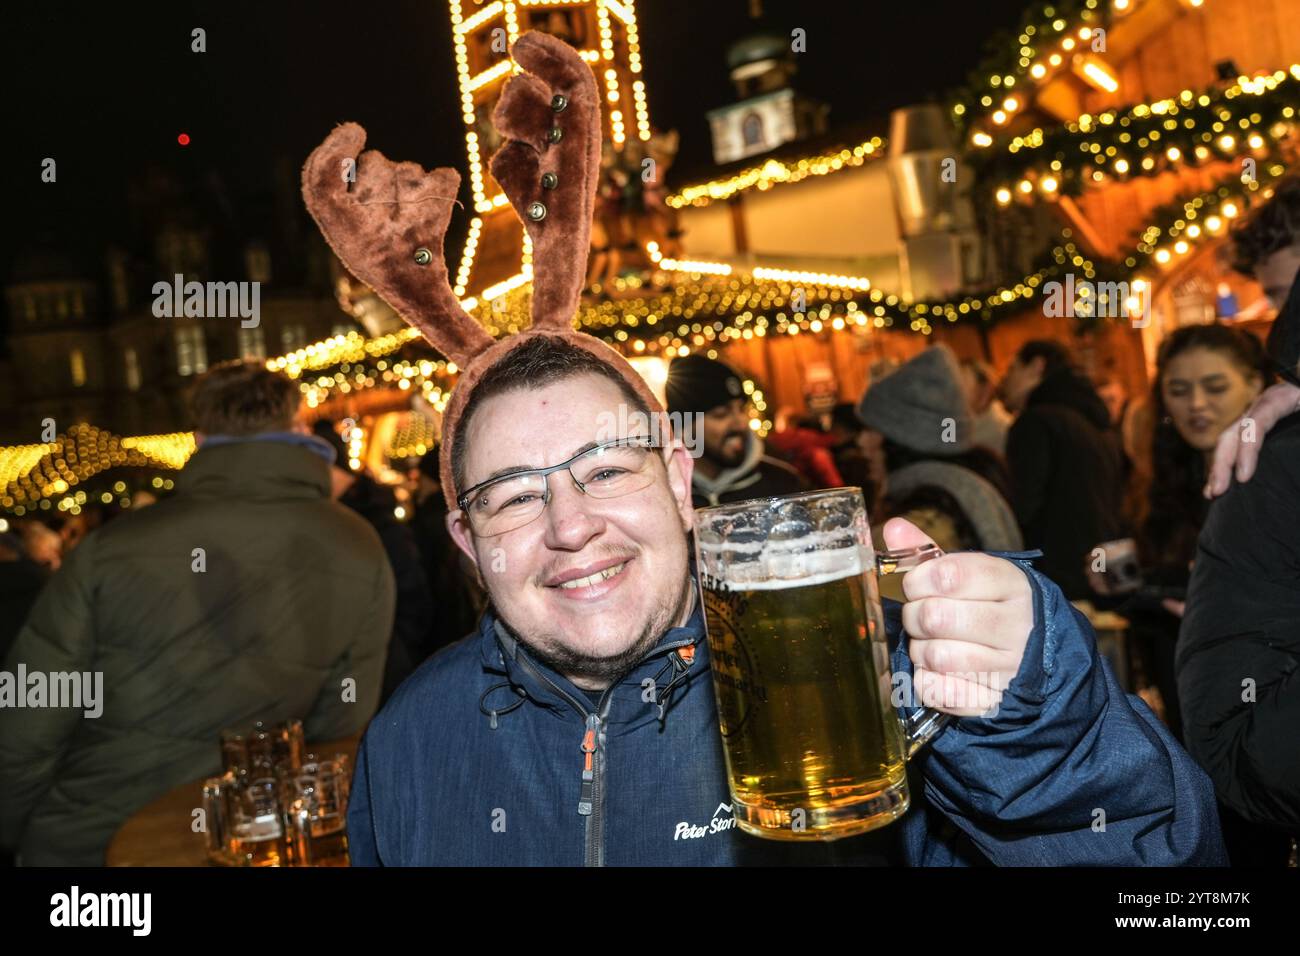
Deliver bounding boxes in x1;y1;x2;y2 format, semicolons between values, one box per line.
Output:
663;438;695;532
447;509;482;573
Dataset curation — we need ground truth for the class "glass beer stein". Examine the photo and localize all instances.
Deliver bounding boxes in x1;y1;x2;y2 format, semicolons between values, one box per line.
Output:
228;777;290;866
693;487;952;841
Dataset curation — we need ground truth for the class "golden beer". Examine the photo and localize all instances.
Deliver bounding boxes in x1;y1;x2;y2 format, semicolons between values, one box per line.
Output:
701;550;907;840
694;488;948;841
230;822;290;867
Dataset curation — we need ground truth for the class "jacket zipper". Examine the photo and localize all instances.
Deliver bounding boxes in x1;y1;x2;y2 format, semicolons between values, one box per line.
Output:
507;636;697;867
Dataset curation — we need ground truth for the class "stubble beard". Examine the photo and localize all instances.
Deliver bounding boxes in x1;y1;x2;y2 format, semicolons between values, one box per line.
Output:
515;572;695;691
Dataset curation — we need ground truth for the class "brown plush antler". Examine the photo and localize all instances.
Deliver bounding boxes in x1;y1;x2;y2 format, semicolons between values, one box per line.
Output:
302;33;667;515
489;31;602;330
301;122;493;366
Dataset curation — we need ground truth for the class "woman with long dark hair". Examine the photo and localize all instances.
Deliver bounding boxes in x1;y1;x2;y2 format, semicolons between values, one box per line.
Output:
1129;324;1270;742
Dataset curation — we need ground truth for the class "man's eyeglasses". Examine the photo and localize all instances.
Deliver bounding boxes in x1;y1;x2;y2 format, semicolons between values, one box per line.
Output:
457;435;662;537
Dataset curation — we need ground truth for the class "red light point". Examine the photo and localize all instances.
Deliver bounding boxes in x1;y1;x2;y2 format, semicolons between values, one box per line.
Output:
177;133;191;146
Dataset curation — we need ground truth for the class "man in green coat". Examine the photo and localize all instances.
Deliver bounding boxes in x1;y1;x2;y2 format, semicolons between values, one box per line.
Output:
0;361;396;865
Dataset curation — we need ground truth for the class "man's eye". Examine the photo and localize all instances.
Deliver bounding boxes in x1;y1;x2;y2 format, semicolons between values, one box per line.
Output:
588;468;626;482
498;491;541;509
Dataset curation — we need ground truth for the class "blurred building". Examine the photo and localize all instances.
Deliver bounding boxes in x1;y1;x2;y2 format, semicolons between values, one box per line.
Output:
1;163;352;446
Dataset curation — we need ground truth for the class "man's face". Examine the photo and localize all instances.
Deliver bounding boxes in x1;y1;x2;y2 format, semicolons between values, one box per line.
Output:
1254;243;1300;309
701;398;750;468
448;374;695;689
998;357;1044;414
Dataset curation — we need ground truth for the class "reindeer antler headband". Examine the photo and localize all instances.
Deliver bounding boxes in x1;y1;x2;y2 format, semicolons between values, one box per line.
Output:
302;31;664;513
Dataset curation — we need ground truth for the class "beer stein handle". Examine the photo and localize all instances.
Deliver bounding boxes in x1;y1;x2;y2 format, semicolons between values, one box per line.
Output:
875;543;954;758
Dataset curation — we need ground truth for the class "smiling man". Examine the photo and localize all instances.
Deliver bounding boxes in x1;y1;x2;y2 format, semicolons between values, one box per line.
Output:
345;333;1226;867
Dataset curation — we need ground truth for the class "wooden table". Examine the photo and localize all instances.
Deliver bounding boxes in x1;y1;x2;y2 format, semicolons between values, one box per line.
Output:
106;735;361;867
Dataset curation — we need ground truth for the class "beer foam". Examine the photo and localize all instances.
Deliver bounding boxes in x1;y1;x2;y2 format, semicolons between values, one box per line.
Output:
698;542;867;589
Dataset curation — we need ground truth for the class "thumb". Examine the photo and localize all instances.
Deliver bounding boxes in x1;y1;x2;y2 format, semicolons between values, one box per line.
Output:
881;516;937;553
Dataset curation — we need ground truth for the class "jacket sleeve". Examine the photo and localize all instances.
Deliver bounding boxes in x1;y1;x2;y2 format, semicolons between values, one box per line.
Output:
303;555;396;743
0;535;99;851
345;732;383;865
889;552;1227;866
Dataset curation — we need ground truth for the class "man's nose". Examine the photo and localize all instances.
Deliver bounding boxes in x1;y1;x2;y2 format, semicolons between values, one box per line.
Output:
542;473;604;548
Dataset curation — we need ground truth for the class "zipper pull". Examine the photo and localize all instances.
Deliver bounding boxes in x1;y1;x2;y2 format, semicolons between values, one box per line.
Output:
578;713;599;816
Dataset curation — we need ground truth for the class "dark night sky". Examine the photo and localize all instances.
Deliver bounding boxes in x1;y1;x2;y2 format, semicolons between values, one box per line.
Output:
5;0;1032;314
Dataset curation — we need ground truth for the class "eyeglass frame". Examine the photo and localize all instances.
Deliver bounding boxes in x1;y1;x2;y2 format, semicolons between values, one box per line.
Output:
456;434;664;535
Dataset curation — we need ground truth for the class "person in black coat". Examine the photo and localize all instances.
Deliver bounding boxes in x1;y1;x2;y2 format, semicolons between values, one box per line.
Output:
1178;283;1300;867
999;340;1124;599
313;420;435;704
410;447;487;655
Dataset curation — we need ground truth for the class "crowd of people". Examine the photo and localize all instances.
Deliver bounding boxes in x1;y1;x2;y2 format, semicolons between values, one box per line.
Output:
2;180;1297;868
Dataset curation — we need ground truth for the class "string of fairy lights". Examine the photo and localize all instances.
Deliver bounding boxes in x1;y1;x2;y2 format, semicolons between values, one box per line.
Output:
1123;162;1287;273
0;425;192;517
979;68;1299;203
448;0;650;217
665;138;886;209
953;0;1153;140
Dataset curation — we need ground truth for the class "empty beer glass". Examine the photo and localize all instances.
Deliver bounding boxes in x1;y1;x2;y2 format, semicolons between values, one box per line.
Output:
201;772;238;865
693;487;951;841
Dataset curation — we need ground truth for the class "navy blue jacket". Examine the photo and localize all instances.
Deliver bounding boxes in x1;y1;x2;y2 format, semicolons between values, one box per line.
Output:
347;553;1226;865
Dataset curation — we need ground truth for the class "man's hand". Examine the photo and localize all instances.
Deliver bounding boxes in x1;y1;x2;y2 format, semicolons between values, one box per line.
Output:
1204;381;1300;497
883;517;1033;718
